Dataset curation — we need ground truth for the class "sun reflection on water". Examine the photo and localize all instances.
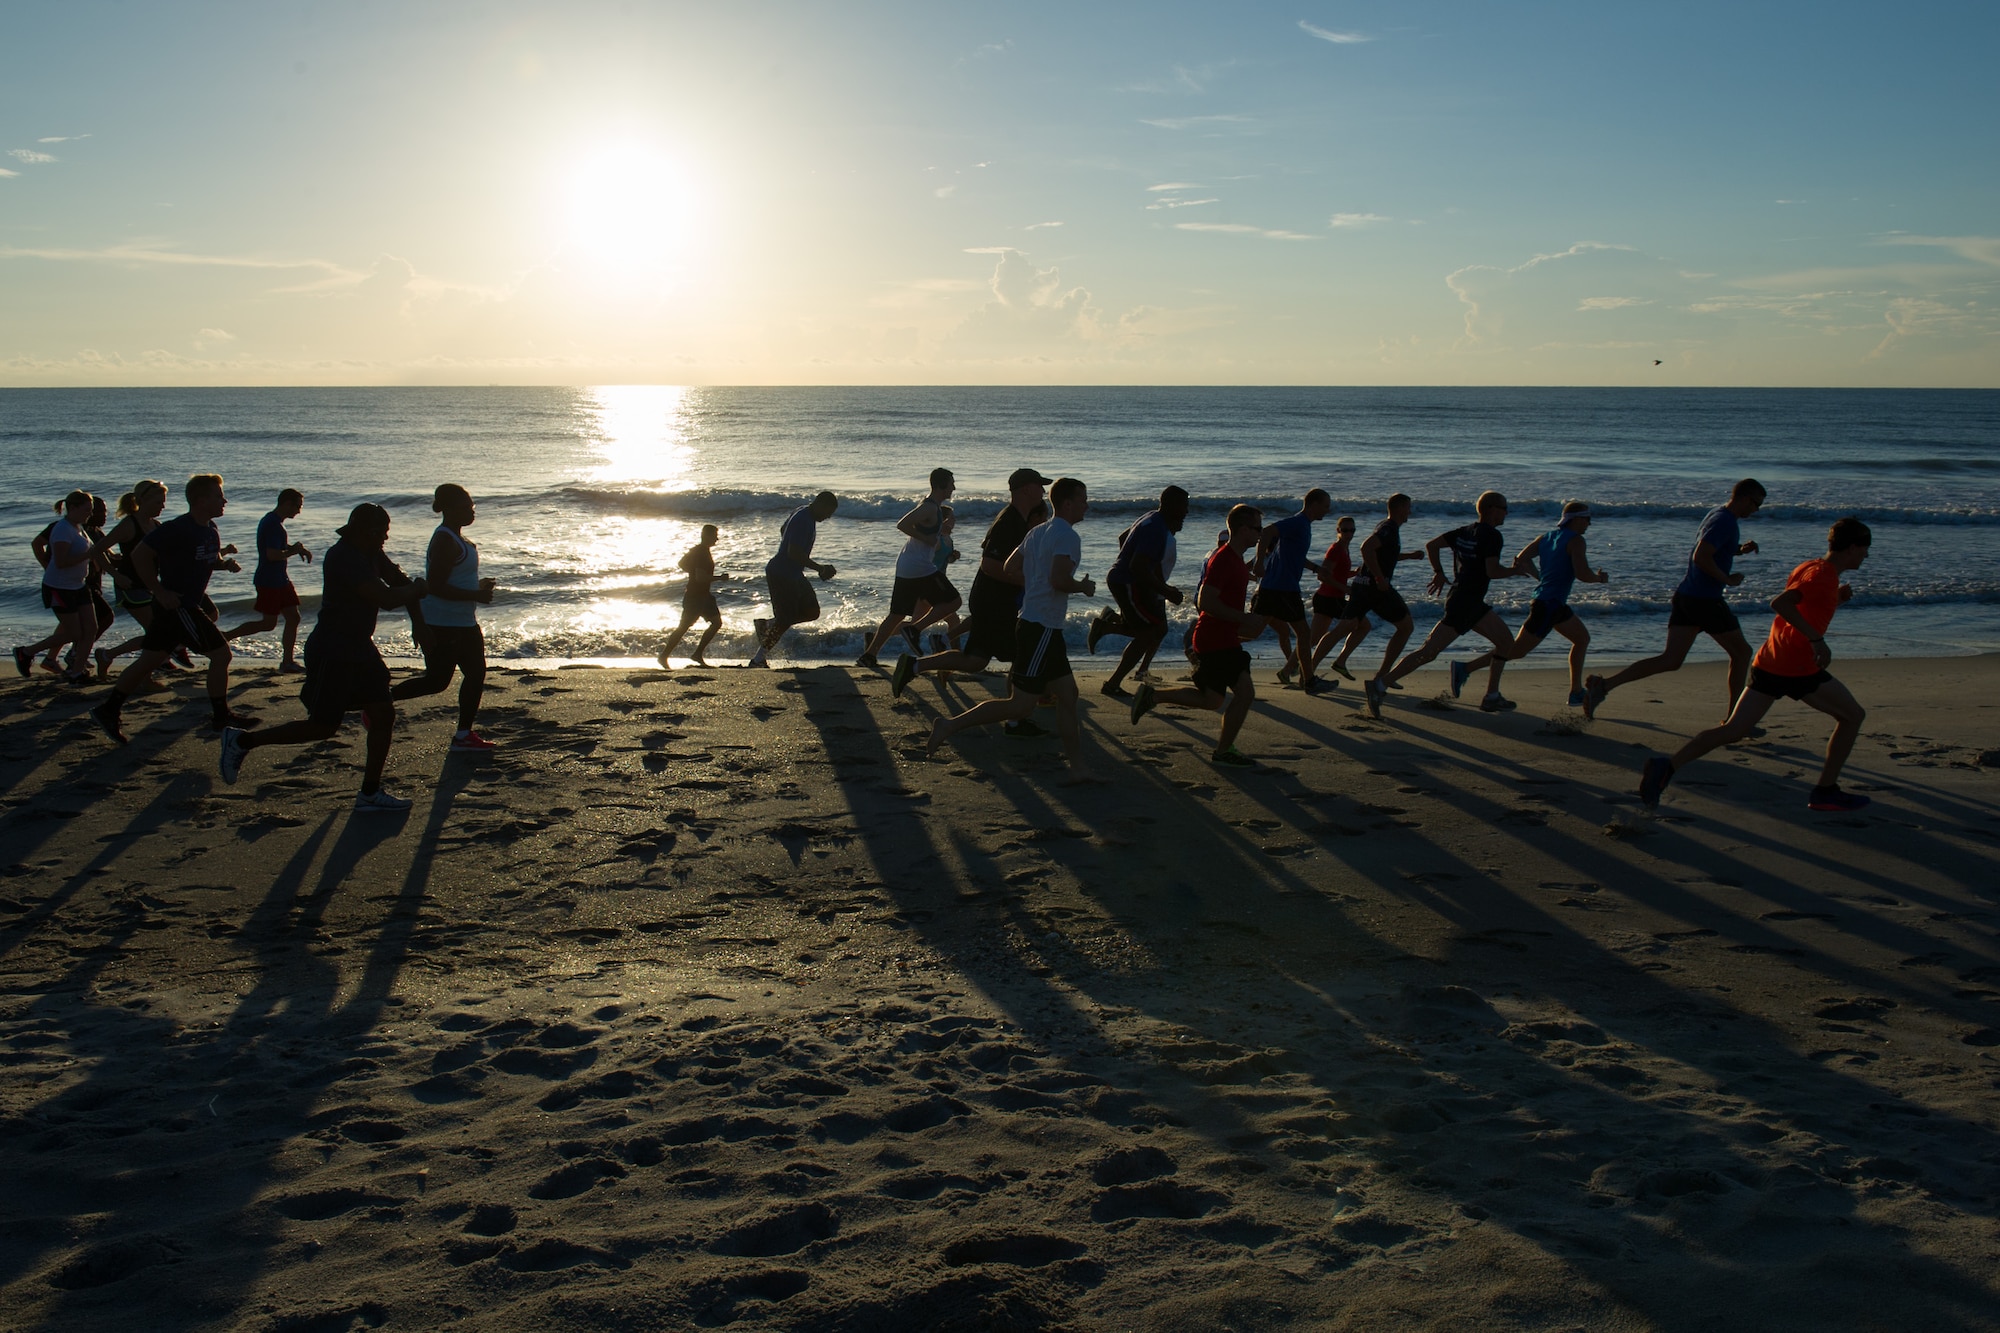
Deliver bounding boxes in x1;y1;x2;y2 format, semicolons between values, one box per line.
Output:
580;385;696;490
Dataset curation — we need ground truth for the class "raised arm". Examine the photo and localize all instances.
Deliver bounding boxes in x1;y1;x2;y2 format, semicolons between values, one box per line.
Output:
1571;535;1608;584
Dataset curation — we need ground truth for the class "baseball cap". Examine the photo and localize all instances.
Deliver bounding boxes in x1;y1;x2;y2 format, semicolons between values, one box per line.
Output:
1007;467;1054;491
337;502;391;537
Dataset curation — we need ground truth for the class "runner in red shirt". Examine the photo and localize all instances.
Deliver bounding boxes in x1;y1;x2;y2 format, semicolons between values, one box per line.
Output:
1640;517;1872;814
1129;504;1269;768
1302;515;1372;682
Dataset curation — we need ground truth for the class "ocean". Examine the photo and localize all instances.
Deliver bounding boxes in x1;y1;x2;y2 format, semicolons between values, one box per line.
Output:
2;386;1997;667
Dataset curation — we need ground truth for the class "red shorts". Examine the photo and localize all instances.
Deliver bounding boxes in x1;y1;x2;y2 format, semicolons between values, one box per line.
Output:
255;583;301;615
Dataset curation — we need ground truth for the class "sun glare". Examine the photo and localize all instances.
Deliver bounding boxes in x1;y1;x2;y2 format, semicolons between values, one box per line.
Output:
562;141;700;282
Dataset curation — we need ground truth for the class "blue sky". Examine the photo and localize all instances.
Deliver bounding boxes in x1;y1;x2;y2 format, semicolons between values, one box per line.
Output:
2;1;1995;385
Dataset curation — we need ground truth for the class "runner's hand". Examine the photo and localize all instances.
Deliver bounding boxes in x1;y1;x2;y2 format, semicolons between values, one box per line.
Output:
818;564;836;580
221;559;242;574
1426;570;1446;596
1164;585;1183;605
1739;541;1758;555
478;577;498;604
1813;638;1833;668
1837;583;1854;604
1726;572;1744;587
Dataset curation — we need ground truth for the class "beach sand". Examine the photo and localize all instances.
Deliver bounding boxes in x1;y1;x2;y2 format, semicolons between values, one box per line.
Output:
3;653;1998;1331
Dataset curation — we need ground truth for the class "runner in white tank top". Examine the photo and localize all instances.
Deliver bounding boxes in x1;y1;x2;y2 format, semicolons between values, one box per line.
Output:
391;484;498;749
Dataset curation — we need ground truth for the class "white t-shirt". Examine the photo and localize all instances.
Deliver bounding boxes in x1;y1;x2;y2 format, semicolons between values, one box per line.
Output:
895;533;939;579
1160;531;1178;584
44;518;91;591
1018;515;1081;629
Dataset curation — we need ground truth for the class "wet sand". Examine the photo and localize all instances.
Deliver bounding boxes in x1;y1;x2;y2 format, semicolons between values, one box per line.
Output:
2;654;1998;1331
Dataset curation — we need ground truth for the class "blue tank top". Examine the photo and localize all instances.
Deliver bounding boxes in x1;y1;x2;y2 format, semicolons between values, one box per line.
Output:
420;525;480;627
1536;527;1579;606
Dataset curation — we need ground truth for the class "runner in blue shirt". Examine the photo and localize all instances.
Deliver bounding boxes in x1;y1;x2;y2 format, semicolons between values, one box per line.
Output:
1086;485;1189;699
1584;478;1765;723
748;491;838;667
225;489;312;672
1456;500;1609;712
1252;489;1332;695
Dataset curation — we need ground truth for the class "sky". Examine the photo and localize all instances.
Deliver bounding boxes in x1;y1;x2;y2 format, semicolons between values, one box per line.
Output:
1;1;1996;387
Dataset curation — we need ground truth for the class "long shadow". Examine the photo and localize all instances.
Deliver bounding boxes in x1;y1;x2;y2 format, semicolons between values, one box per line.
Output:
801;667;2000;1330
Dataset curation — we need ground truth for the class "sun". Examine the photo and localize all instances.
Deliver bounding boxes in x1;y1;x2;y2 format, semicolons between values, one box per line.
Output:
561;141;699;281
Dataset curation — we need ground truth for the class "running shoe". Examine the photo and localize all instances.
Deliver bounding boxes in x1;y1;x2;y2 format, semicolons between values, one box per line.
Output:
1567;688;1587;708
218;727;246;785
890;652;917;699
354;788;414;813
1212;746;1256;768
1130;682;1158;725
928;633;948;655
1301;675;1326;697
1331;663;1355;681
63;669;91;686
1364;678;1384;718
748;619;770;667
855;652;879;670
1386;678;1405;691
1480;693;1517;713
173;648;195;669
1003;718;1047;738
279;660;305;675
451;730;497;752
91;704;128;746
1582;676;1608;720
1086;609;1112;655
1448;660;1469;699
1638;756;1673;809
901;624;922;654
1101;680;1132;700
1807;786;1870;813
95;647;116;678
1276;662;1295;685
12;647;31;678
40;658;62;675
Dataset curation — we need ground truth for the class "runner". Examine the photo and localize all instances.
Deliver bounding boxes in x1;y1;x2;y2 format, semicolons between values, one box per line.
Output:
84;495;115;647
858;469;956;669
1349;494;1424;703
1129;504;1269;767
1585;478;1766;722
747;491;838;668
926;477;1095;770
890;467;1050;714
91;481;172;678
220;503;429;811
389;484;497;751
905;504;966;653
1302;515;1368;681
1367;491;1531;711
225;488;311;672
1254;489;1332;693
1639;517;1873;814
13;491;101;684
91;473;249;745
659;524;727;667
1452;500;1608;713
1086;485;1188;699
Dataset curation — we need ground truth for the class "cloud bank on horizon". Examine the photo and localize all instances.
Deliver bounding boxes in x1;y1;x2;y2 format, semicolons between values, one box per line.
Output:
0;0;1995;387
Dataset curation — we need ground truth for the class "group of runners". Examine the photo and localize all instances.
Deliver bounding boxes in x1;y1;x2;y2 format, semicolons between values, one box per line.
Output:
718;468;1873;814
15;467;1875;818
13;474;497;811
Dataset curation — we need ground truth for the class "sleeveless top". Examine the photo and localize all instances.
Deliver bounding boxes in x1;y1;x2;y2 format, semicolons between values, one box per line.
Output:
1536;527;1580;606
420;525;480;627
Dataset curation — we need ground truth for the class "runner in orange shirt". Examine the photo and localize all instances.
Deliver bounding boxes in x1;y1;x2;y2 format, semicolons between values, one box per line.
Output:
1638;517;1872;814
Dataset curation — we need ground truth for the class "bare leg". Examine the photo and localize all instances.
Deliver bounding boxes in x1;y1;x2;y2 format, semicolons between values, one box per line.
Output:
361;702;394;791
1799;678;1866;788
927;689;1038;755
280;605;302;665
692;619;721;661
1217;675;1255;751
1669;687;1778;772
1552;616;1591;695
1372;616;1414;681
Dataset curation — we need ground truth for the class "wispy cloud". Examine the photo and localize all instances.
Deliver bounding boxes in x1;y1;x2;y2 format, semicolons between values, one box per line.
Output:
37;134;89;144
1299;20;1372;44
0;167;16;179
7;149;57;164
1329;212;1390;228
0;242;362;279
1140;114;1254;131
1147;197;1219;210
1446;242;1635;342
1878;234;2000;267
1025;220;1063;230
934;185;956;198
1577;296;1650;311
1147;182;1204;192
1176;222;1317;241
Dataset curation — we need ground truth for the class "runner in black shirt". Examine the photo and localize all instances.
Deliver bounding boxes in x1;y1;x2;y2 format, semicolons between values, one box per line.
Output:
1348;493;1424;714
220;503;428;812
1369;491;1531;711
92;473;248;745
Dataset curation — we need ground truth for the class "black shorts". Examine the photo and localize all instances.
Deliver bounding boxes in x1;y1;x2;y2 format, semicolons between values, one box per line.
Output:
1311;590;1349;621
1009;621;1072;693
1350;582;1410;624
115;582;152;610
1191;647;1253;695
301;652;394;726
1442;593;1491;634
1251;587;1307;624
678;591;721;626
41;583;89;616
1523;600;1575;637
890;571;957;618
963;584;1018;661
1747;667;1833;701
767;567;820;626
1111;581;1167;629
92;589;114;630
1668;593;1741;638
141;600;228;657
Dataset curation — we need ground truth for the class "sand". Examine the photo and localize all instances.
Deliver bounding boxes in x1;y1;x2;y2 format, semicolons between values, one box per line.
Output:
2;651;1998;1332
